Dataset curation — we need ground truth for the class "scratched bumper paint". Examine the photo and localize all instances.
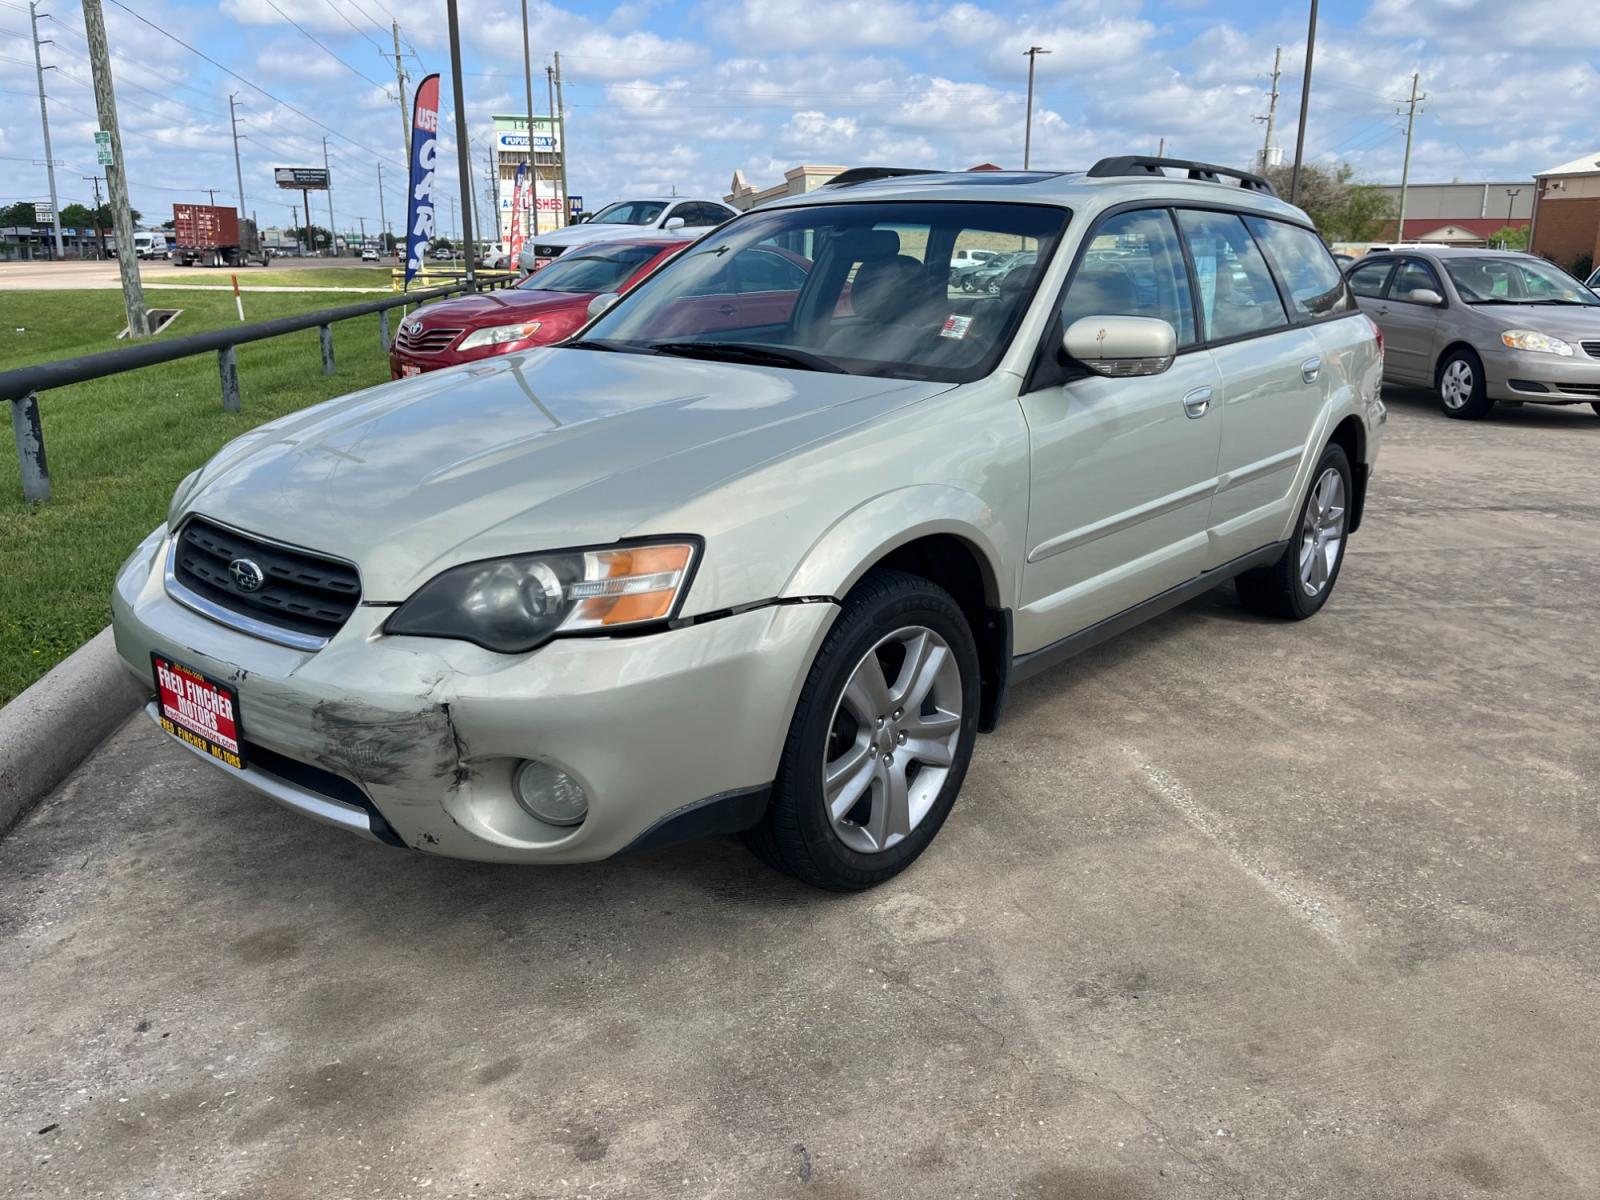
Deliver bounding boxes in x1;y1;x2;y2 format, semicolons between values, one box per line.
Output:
111;526;837;863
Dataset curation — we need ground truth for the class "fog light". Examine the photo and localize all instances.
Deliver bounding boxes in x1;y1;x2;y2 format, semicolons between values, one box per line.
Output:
513;760;588;826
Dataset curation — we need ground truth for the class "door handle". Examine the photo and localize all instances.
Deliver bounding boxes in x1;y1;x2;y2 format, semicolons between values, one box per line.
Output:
1182;386;1212;419
717;303;736;316
1301;356;1322;384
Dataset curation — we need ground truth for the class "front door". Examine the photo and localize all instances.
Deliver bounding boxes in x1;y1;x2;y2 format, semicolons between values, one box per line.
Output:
1369;256;1445;384
1017;207;1223;654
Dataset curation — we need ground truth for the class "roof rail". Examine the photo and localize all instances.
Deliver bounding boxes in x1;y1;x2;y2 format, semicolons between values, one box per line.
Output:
822;166;946;189
1086;156;1277;196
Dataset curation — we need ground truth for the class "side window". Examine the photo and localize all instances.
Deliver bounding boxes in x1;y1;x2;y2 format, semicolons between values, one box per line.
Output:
1347;259;1394;298
1058;208;1197;347
1390;258;1443;303
1245;217;1351;319
1175;209;1289;341
681;203;728;228
737;248;806;293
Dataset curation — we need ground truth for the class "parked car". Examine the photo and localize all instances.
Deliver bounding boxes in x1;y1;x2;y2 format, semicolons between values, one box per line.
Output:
951;249;1028;292
516;197;737;273
361;246;380;262
1586;265;1599;294
432;246;455;261
946;248;1000;282
114;157;1383;890
389;238;689;378
967;250;1038;294
1347;246;1600;418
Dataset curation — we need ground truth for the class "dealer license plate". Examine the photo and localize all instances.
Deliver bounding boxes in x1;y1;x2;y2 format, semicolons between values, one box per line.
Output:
400;363;422;378
151;653;245;770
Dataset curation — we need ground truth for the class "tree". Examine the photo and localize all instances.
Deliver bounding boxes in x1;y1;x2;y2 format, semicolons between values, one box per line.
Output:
1260;162;1394;242
60;202;95;230
1488;224;1529;251
160;218;175;230
1;201;41;226
286;224;332;251
433;236;454;253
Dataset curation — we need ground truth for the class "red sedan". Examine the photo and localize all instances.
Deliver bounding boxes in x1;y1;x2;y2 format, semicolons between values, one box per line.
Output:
389;238;686;378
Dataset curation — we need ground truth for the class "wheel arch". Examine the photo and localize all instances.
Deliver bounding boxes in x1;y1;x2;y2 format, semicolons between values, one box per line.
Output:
1326;414;1369;533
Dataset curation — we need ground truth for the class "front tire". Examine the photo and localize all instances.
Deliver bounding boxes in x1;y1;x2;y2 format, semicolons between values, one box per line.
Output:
1236;443;1353;620
1590;402;1600;417
746;570;980;891
1438;348;1494;419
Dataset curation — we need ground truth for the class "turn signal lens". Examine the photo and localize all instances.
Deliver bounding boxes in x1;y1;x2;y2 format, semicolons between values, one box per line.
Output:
567;544;695;628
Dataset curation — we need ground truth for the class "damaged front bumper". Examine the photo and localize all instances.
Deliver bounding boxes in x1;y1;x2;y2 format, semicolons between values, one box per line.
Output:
112;526;837;863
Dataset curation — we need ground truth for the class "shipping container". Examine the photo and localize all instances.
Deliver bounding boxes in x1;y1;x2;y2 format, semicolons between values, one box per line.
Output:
170;204;267;267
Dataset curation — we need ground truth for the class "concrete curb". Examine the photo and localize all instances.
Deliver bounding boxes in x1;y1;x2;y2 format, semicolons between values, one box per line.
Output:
0;627;145;837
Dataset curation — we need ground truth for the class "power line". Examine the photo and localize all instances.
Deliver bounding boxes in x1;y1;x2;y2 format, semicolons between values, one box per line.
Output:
321;0;385;54
261;0;390;91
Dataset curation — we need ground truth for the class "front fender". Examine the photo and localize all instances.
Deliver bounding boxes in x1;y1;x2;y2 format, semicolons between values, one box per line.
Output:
780;484;1012;604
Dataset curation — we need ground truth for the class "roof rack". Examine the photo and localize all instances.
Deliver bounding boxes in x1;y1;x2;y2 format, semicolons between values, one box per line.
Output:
822;167;946;189
1086;156;1277;196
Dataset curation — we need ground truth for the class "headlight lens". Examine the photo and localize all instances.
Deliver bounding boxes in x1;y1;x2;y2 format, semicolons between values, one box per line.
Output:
1500;329;1574;356
386;541;698;652
457;320;543;350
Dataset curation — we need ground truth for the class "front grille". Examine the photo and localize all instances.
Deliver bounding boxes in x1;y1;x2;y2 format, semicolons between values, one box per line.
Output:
533;243;565;259
394;323;463;354
1552;381;1600;398
173;516;360;643
1581;340;1600;359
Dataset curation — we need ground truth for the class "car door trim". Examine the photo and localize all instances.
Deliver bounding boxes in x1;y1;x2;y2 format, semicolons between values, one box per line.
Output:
1026;477;1218;563
1214;444;1304;494
1010;541;1289;682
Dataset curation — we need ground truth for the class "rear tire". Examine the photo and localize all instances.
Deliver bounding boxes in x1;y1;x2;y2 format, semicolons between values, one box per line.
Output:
745;569;980;891
1590;402;1600;417
1236;443;1353;620
1437;348;1494;419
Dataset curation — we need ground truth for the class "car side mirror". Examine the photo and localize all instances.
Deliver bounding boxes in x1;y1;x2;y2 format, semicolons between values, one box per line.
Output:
663;216;686;232
1063;315;1177;378
587;292;620;320
1408;288;1444;306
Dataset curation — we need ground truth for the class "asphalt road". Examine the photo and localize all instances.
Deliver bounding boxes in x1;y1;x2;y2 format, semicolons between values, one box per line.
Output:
0;257;396;290
3;391;1598;1199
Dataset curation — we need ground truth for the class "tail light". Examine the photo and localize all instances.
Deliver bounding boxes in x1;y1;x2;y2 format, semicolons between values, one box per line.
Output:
1365;313;1384;359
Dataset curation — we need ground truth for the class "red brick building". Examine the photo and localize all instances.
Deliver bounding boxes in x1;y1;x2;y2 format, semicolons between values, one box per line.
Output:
1529;152;1600;273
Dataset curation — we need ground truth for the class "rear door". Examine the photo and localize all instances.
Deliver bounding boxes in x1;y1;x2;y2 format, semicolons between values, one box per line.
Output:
1017;207;1223;651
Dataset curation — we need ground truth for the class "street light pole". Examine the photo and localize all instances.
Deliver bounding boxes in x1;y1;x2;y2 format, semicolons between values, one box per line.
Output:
1023;46;1051;170
1504;188;1521;248
228;93;247;218
520;0;539;236
29;2;65;259
1288;0;1318;205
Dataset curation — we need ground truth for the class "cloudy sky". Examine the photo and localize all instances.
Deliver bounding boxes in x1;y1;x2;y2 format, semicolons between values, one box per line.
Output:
1;0;1595;240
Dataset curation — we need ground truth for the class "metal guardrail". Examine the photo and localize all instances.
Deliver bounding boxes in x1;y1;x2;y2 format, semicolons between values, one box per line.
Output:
2;273;519;503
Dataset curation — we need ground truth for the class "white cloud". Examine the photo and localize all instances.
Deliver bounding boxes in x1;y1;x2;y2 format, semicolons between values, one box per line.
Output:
709;0;921;50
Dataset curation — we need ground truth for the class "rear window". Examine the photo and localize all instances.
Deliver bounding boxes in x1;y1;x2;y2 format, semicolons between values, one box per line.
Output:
1245;217;1352;319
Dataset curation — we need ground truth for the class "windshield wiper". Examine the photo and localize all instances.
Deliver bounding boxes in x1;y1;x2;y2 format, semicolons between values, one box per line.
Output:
1523;298;1595;306
1464;298;1522;304
563;338;647;353
646;341;846;374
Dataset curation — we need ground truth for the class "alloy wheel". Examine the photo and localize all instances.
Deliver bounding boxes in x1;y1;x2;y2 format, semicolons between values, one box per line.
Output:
1441;359;1474;410
822;626;963;854
1298;467;1347;597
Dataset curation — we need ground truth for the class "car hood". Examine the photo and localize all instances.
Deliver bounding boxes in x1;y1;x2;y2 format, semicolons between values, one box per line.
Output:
1466;304;1600;341
180;349;954;600
410;289;588;328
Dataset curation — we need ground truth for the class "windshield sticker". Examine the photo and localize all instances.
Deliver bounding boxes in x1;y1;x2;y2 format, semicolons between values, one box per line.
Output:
940;314;973;340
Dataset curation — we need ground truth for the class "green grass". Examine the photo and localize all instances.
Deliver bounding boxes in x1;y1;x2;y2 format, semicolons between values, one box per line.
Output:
1;288;400;703
158;266;398;289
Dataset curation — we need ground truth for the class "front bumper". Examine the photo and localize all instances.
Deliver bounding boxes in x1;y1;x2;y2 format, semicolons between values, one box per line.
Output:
1482;346;1600;403
113;526;837;863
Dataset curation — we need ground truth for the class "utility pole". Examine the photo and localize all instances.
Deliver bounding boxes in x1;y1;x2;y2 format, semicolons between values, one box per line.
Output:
322;136;336;255
1255;46;1282;171
29;2;65;259
228;93;247;217
83;173;104;258
485;141;502;245
359;214;366;246
553;50;568;226
81;0;146;335
376;161;387;251
445;0;476;284
1157;137;1166;157
206;187;217;208
1288;0;1318;204
1022;46;1050;170
1394;72;1426;243
546;65;558;225
448;196;457;243
391;19;410;167
520;0;539;236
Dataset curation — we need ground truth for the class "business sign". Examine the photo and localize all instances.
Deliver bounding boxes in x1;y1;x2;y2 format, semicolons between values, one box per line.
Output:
494;131;559;154
94;129;113;166
567;195;584;223
403;73;441;287
33;202;54;223
275;167;330;190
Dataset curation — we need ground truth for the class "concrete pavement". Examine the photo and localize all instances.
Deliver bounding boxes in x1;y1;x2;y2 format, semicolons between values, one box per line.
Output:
2;393;1598;1198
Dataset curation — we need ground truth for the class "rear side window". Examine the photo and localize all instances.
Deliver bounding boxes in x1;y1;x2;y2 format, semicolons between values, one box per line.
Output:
1175;210;1288;341
1245;217;1351;319
1347;259;1393;298
1059;208;1197;347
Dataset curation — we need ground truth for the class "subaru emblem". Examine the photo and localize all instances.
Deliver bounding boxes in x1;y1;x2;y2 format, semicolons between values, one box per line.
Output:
229;558;266;593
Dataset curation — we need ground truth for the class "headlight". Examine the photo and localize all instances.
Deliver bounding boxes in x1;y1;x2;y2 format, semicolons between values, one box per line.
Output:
1500;329;1574;356
457;320;542;350
167;468;202;526
386;540;698;653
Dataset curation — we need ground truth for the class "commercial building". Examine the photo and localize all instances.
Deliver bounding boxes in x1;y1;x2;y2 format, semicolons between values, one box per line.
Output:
1529;151;1600;273
490;114;566;240
1374;181;1533;246
725;165;846;212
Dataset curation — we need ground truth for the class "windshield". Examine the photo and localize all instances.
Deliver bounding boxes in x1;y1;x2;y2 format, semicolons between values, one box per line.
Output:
577;200;1069;383
517;243;666;293
587;201;666;227
1444;256;1599;305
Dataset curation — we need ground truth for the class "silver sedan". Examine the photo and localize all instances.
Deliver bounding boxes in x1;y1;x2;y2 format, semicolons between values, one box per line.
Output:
1346;246;1600;419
